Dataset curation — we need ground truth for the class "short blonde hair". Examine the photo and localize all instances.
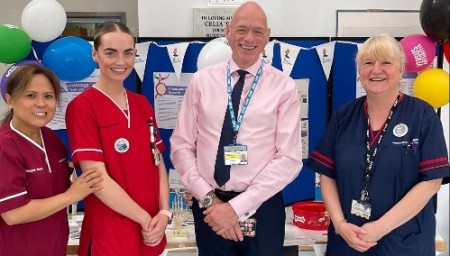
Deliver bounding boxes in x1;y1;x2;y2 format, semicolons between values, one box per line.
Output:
356;34;406;71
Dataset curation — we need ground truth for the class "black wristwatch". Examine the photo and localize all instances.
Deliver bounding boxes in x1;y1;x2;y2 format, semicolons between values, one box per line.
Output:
201;190;216;208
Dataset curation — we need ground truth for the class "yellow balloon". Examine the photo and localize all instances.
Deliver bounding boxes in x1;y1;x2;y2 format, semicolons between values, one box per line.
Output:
413;68;449;108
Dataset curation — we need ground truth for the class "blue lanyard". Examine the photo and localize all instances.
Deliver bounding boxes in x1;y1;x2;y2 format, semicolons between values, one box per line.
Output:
226;61;263;139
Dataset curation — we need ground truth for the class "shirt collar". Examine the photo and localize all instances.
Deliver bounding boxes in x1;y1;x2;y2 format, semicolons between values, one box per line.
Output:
229;57;263;77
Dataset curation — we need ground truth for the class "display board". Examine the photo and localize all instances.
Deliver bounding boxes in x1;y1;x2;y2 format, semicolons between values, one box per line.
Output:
336;10;422;37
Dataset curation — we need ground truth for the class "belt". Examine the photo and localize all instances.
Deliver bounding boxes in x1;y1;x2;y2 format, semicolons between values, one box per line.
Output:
214;189;242;202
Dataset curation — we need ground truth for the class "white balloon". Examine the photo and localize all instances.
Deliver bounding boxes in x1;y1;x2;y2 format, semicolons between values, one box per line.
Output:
197;37;232;70
21;0;67;42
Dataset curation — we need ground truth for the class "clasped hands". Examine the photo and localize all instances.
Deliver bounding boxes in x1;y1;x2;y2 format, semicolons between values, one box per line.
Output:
141;213;170;247
338;220;384;252
203;199;244;242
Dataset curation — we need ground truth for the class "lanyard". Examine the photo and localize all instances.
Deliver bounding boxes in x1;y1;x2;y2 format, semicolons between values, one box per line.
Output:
361;94;400;203
149;117;160;166
226;61;263;142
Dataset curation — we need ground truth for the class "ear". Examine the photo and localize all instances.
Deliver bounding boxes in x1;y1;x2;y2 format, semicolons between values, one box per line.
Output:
5;93;12;109
92;48;98;63
225;23;231;39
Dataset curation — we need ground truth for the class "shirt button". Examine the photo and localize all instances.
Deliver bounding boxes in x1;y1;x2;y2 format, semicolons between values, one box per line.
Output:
245;212;249;216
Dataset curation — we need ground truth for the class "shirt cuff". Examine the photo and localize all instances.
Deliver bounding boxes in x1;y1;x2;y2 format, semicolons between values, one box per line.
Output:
228;193;259;222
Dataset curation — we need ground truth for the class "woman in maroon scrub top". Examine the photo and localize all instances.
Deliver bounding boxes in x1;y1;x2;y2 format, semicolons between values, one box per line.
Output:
0;64;102;256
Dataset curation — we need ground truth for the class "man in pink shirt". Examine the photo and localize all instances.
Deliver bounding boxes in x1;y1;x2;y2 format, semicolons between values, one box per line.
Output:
170;2;302;255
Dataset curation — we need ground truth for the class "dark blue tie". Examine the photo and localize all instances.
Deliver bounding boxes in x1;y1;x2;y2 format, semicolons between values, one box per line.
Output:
214;70;248;187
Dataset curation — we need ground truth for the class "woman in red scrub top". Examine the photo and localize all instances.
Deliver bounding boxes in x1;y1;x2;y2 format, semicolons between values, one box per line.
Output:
65;21;171;256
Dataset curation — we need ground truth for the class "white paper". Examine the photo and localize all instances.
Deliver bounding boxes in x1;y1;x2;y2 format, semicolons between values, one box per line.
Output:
47;69;100;130
295;78;309;118
301;119;309;159
153;72;193;129
169;168;184;190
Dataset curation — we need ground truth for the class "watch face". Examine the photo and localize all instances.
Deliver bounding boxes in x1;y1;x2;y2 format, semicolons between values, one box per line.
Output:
203;196;213;207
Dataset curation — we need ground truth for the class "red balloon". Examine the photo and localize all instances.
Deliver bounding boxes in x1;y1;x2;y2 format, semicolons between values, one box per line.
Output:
443;40;450;63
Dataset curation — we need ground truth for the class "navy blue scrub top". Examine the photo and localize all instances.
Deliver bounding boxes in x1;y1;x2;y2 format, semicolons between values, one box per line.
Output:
306;94;450;256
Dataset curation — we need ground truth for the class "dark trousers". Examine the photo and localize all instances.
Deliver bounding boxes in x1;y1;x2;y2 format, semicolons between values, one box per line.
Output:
192;192;285;256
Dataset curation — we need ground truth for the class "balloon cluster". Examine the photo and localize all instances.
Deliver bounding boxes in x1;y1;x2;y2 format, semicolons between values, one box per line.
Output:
0;0;96;100
402;0;450;108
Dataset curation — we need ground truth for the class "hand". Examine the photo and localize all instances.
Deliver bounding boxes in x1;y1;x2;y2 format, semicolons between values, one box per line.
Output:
338;221;377;252
221;222;244;241
142;213;169;246
203;200;239;235
66;168;103;203
140;213;152;242
358;221;386;243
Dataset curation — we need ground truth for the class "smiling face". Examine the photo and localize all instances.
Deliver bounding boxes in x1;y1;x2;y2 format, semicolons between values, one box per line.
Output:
7;74;56;135
358;57;403;96
93;31;135;85
356;34;405;98
226;2;271;69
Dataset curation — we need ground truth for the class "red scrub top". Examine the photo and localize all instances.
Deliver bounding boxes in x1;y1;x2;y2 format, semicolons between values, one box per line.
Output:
66;87;166;256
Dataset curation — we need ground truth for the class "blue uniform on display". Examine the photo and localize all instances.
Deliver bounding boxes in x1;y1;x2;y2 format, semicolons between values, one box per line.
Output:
306;94;449;255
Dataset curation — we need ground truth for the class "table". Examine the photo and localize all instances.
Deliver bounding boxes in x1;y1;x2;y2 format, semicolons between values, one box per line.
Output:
66;207;327;256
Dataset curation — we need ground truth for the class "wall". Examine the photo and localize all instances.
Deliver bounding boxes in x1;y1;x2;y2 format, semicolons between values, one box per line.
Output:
138;0;422;37
0;0;139;32
0;0;423;37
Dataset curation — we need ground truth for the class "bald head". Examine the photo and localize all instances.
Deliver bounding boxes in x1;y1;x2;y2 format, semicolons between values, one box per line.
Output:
230;1;268;29
225;1;271;68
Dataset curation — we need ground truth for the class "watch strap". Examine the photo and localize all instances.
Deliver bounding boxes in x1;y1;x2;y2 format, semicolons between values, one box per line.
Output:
158;209;173;220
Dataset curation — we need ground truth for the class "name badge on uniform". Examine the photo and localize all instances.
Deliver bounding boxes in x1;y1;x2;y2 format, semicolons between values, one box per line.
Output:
351;199;371;220
153;148;161;166
224;144;248;165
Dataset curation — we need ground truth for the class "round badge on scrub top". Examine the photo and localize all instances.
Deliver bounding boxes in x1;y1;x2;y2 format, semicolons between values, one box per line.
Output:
393;123;408;138
114;138;130;153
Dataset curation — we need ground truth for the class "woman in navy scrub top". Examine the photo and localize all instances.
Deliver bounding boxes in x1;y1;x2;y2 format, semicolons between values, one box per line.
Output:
306;34;450;255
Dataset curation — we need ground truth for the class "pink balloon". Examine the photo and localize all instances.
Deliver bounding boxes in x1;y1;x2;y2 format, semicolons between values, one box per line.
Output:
400;34;436;72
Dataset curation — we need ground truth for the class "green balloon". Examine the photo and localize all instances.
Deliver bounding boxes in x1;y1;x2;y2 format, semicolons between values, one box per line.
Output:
0;24;32;64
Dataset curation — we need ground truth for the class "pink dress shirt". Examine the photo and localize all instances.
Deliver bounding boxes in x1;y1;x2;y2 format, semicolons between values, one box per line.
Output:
170;58;303;221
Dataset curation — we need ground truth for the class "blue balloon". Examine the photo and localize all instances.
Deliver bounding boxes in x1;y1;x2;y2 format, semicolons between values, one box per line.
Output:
42;36;95;81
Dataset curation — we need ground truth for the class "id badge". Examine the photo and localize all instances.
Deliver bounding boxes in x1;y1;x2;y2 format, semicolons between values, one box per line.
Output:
153;148;161;166
351;199;371;219
239;218;256;237
224;144;248;165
